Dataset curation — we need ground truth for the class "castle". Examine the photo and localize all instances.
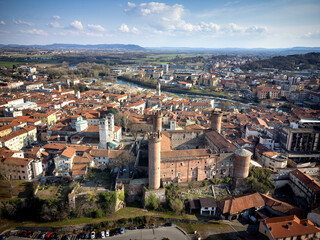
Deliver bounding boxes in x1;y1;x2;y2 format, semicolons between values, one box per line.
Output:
146;110;252;189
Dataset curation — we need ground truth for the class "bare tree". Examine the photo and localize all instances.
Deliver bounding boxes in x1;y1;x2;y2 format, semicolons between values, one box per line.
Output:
0;164;14;198
109;151;136;171
122;113;130;133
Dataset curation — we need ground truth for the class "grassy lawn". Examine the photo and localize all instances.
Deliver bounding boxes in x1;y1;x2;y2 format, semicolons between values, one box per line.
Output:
0;61;24;67
4;207;198;228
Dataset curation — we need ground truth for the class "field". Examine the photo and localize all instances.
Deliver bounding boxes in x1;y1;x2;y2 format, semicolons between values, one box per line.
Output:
35;182;75;200
0;61;24;67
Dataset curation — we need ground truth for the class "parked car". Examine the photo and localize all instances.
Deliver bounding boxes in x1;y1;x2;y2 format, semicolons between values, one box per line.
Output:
99;231;105;239
61;235;71;240
129;226;137;230
119;227;124;234
85;233;90;239
90;231;95;239
164;222;172;227
49;233;57;239
45;232;53;240
105;230;109;237
23;231;31;238
39;233;46;239
76;233;85;239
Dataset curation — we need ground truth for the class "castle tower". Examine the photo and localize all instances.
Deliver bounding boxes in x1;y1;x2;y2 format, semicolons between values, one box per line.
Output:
157;82;161;96
211;111;223;133
99;118;109;149
233;148;252;179
148;131;162;189
153;111;162;132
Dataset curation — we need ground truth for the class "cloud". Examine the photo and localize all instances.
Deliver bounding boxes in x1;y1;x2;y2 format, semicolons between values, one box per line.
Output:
0;21;5;25
87;24;105;32
223;23;268;34
224;1;239;7
119;24;130;32
303;31;320;39
124;2;267;35
125;2;185;31
70;20;83;30
20;28;47;36
119;23;139;34
53;16;60;20
13;19;34;26
48;21;62;28
84;32;104;37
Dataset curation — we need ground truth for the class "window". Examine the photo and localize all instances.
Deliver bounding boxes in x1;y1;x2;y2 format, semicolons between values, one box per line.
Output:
180;163;183;166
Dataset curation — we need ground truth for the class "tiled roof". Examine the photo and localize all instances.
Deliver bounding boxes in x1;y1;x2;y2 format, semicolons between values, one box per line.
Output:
219;193;265;215
61;147;76;159
290;169;320;193
263;215;320;239
199;197;216;208
161;148;212;159
205;131;237;152
261;194;304;218
2;157;33;166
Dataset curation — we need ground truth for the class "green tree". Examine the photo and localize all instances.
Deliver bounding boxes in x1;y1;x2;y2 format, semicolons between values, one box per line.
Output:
145;193;160;210
169;198;184;215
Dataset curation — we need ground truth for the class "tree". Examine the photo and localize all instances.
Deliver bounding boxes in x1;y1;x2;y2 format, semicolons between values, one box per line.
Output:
122;112;130;133
145;193;160;210
219;100;231;111
114;151;136;170
169;198;184;215
166;183;180;200
0;164;14;198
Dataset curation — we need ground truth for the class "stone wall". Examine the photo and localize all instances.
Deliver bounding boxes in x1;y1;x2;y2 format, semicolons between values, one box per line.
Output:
143;188;166;207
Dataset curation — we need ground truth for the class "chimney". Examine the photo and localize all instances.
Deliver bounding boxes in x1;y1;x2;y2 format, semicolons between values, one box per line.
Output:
58;85;62;92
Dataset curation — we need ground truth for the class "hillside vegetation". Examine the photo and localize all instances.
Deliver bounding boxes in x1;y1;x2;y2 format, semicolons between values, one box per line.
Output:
241;52;320;71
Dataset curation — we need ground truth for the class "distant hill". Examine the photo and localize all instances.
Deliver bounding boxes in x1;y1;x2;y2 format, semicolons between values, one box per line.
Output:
146;46;320;55
0;43;145;51
240;52;320;71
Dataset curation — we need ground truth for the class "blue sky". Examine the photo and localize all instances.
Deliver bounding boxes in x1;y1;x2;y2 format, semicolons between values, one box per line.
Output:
0;0;319;48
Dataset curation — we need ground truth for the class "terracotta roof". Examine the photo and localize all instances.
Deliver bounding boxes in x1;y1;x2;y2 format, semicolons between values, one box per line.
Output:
2;157;33;166
262;215;320;239
61;147;76;159
71;163;87;177
219;193;265;215
290;169;320;193
161;148;212;159
261;194;304;218
205;131;237;152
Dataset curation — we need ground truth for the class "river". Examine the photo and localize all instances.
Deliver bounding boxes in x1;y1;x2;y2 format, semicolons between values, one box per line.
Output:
116;77;252;109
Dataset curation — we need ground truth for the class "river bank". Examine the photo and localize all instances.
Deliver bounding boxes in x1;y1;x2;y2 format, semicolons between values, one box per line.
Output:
117;76;256;108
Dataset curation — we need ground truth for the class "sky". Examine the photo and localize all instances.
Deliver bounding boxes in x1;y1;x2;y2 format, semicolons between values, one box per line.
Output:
0;0;319;48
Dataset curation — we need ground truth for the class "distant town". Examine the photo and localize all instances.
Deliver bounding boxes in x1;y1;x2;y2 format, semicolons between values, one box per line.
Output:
0;47;320;240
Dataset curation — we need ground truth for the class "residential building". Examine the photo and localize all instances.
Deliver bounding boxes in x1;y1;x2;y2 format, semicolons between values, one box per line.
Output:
259;215;320;240
289;170;320;210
